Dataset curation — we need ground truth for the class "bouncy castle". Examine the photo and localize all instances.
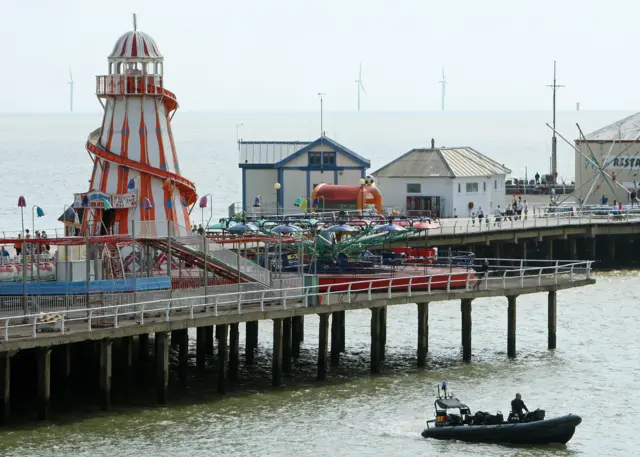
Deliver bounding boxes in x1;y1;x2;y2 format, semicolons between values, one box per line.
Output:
310;177;383;214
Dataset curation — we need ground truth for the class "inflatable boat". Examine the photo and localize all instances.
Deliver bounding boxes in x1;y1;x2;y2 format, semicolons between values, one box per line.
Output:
421;383;582;445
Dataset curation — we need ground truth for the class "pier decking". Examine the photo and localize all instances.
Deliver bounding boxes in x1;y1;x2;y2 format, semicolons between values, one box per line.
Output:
0;259;594;423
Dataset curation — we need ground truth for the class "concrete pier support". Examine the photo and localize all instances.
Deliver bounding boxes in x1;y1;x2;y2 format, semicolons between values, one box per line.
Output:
370;308;382;374
245;321;258;364
547;238;554;260
548;291;557;350
507;296;517;358
417;302;429;367
37;347;52;420
121;337;134;390
317;313;329;381
291;316;303;358
521;240;527;260
330;312;340;366
155;331;169;404
461;299;472;362
0;353;11;423
338;311;345;353
272;319;283;387
282;318;292;373
176;329;189;388
196;327;206;373
217;324;228;393
171;329;180;348
138;333;149;382
99;339;112;410
228;323;239;382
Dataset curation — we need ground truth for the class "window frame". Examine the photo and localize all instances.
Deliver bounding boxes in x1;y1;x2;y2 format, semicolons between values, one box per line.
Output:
406;183;421;193
466;182;479;193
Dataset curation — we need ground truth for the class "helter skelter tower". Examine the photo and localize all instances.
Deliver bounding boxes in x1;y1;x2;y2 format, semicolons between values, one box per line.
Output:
84;15;196;237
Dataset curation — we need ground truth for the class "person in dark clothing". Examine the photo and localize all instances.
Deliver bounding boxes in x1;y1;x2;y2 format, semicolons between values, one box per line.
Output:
511;393;529;421
474;259;490;290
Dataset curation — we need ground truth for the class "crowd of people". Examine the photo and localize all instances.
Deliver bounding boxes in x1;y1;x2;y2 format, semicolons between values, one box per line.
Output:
11;229;51;258
467;196;529;227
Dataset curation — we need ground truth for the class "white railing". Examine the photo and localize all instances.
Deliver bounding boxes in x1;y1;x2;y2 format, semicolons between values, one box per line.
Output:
0;260;593;342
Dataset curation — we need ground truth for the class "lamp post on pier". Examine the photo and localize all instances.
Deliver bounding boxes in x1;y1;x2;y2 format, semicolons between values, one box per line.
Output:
359;178;366;217
274;182;281;219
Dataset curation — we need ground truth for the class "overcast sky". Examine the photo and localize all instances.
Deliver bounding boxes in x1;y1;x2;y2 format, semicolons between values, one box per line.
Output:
2;0;638;113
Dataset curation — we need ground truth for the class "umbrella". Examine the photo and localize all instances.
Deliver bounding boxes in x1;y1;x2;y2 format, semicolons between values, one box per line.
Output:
18;196;26;237
254;195;261;207
103;200;112;210
35;206;45;217
299;199;308;212
229;223;256;233
199;196;208;208
127;178;136;190
325;224;357;233
208;221;236;230
374;224;406;232
141;198;153;209
294;196;303;207
81;195;89;207
272;224;300;234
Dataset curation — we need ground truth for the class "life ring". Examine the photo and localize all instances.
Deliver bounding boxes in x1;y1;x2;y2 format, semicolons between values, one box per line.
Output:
468;201;474;210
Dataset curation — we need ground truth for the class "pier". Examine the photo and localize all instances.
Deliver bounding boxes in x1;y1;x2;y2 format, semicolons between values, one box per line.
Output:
0;259;593;423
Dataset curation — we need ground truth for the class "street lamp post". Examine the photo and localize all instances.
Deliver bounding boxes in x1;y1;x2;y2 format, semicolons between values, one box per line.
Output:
274;182;281;219
359;178;366;217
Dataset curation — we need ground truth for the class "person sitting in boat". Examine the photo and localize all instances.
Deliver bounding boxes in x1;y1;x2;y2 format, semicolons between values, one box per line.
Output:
511;393;529;421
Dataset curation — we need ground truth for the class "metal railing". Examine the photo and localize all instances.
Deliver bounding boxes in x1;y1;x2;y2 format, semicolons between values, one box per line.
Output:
0;260;593;342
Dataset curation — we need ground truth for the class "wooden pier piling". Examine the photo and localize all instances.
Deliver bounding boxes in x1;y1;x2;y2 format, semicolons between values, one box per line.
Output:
155;332;169;404
99;339;112;410
330;312;340;366
380;306;387;361
507;296;517;358
196;327;206;373
317;314;329;381
370;308;382;374
205;325;214;356
0;353;11;423
245;321;258;364
272;319;283;387
461;299;472;362
138;333;149;383
338;311;345;353
282;318;292;373
291;316;302;358
417;302;429;367
217;324;228;393
121;337;134;390
37;347;51;420
176;329;189;388
228;323;239;382
548;291;557;349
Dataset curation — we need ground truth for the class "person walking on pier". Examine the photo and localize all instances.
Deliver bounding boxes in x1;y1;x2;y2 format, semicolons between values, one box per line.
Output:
493;205;502;226
523;200;528;220
474;259;490;290
511;393;529;421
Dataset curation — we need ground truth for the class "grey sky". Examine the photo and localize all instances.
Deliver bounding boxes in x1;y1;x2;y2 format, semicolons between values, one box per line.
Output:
1;0;637;113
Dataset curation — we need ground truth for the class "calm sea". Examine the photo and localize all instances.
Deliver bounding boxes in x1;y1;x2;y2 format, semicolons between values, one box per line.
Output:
0;110;633;234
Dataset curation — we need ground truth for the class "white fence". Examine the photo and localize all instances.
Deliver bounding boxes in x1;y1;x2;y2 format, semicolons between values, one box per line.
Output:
0;260;593;342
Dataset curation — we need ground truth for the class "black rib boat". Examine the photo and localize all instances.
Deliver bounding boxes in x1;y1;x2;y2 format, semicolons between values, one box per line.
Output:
421;383;582;445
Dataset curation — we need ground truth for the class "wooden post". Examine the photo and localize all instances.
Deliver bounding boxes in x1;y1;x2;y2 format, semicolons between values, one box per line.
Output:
122;337;134;391
138;333;149;383
548;291;557;350
217;324;228;393
339;311;345;353
245;321;258;364
282;318;292;372
291;316;302;358
228;323;239;382
99;339;112;410
507;296;517;358
196;327;206;373
272;319;283;386
37;347;52;420
171;329;180;348
521;240;527;261
155;331;169;404
317;313;329;381
461;299;472;362
380;306;387;361
371;308;382;374
0;353;11;423
330;312;340;366
205;325;214;356
417;302;429;368
177;329;189;388
547;238;554;260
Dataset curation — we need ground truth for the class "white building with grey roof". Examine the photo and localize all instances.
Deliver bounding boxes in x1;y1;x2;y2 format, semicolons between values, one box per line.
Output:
372;146;511;218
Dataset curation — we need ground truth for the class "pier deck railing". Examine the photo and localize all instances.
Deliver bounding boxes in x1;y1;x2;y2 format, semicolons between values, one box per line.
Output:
0;259;593;342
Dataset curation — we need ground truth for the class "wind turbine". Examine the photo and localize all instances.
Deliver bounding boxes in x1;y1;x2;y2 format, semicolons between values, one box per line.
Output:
68;66;74;112
439;66;447;111
354;62;366;111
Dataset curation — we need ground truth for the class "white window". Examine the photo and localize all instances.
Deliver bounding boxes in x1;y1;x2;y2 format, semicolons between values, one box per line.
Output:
483;182;487;192
466;182;479;193
458;183;461;193
406;183;421;193
494;179;497;190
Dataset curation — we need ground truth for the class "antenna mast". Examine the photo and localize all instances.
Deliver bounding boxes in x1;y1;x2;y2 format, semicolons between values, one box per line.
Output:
68;66;74;112
546;61;564;185
439;67;447;111
318;92;325;137
133;13;137;31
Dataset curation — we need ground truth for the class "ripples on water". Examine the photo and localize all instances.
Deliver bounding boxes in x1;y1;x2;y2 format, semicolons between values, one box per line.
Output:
0;271;638;456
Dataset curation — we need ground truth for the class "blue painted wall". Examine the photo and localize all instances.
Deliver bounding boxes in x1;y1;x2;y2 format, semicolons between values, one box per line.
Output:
0;276;171;296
